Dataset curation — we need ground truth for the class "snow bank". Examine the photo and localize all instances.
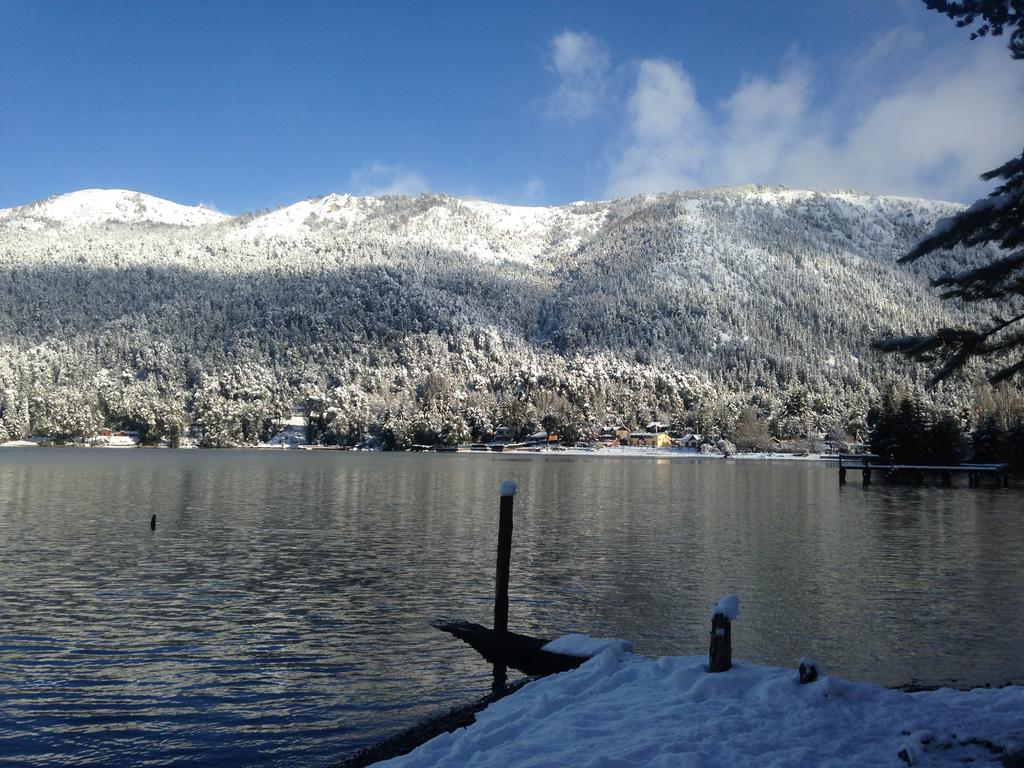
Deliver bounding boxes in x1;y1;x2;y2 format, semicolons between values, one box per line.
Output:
541;634;634;658
379;652;1023;767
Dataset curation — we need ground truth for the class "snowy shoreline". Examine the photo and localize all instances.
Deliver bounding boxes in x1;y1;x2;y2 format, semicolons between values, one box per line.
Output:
363;647;1024;768
0;440;839;463
455;446;836;463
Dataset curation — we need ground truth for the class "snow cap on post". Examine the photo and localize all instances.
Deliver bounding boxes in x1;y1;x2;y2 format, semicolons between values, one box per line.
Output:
500;480;518;497
711;594;739;621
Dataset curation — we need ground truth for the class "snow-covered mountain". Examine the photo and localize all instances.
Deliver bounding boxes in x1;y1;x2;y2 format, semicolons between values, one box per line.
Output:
0;185;978;447
231;192;610;265
0;189;229;230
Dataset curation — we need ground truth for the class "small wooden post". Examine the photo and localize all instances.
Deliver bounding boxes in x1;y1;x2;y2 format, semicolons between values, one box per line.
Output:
150;514;156;531
494;481;517;640
492;662;507;693
709;613;732;672
839;457;846;486
942;469;952;487
862;467;871;486
798;659;819;684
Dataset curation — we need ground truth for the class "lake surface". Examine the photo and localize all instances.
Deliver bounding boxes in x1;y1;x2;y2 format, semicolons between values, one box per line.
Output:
1;449;1022;767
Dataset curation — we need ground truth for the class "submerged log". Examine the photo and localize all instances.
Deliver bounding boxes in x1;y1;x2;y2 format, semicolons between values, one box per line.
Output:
432;619;587;676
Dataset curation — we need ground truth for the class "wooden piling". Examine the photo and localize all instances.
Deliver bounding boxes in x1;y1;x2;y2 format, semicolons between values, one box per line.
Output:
708;613;732;673
798;660;819;684
150;514;156;530
494;483;516;640
491;662;507;693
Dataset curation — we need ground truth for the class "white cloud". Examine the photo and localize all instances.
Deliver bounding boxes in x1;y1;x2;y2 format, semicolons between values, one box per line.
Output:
599;34;1024;202
718;63;812;184
781;46;1024;200
546;30;611;121
606;60;708;197
521;176;545;203
349;163;429;196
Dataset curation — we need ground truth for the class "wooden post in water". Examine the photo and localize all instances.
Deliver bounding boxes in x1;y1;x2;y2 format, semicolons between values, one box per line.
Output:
492;481;517;693
709;614;732;672
708;595;737;673
150;514;156;531
838;457;846;485
494;481;517;639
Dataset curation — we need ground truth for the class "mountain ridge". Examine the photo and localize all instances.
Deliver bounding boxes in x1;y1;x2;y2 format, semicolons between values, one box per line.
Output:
0;184;963;231
0;184;983;447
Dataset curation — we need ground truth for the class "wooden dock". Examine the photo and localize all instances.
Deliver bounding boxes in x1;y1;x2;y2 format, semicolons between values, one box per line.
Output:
835;455;1010;488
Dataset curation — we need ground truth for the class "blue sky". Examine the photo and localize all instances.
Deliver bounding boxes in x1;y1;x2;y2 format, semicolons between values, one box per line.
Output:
2;1;1022;212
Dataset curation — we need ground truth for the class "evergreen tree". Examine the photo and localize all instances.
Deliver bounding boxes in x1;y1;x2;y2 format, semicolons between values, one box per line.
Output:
925;0;1023;57
972;414;1006;461
867;389;902;460
927;413;967;464
875;1;1024;383
1007;419;1024;465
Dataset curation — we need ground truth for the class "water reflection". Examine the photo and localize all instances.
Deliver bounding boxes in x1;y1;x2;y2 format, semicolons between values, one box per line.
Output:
0;449;1021;767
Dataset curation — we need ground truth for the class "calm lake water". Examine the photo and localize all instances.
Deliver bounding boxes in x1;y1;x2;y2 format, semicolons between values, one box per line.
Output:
1;449;1022;767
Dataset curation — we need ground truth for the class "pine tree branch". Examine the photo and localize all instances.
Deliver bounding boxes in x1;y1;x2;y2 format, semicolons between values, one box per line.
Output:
923;0;1024;58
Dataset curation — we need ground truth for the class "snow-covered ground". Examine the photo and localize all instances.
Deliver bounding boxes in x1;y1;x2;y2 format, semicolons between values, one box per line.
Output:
380;643;1023;767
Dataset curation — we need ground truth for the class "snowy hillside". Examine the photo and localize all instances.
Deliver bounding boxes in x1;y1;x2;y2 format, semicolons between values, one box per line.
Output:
0;185;979;447
0;189;230;230
235;193;609;265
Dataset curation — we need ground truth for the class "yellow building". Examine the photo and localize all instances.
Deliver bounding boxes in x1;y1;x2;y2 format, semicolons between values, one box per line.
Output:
627;431;673;448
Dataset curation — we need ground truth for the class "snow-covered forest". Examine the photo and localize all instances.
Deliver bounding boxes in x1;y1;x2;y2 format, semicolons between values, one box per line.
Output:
0;186;1012;449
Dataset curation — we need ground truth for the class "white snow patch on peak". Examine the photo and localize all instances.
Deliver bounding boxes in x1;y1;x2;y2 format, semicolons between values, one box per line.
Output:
723;184;962;213
711;594;740;620
542;634;634;658
7;189;231;228
732;184;816;204
239;193;375;237
461;199;558;229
